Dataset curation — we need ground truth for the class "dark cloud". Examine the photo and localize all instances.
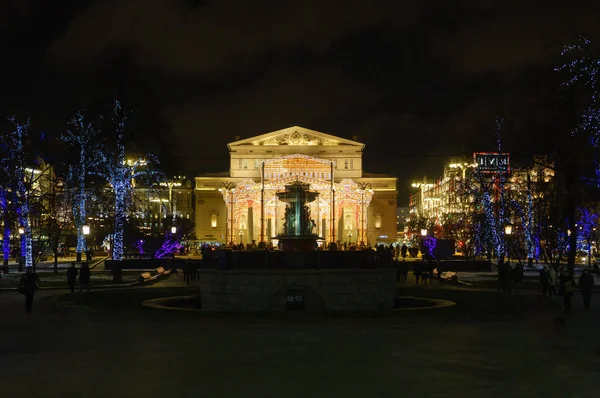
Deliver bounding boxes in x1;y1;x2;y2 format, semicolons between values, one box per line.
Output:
3;0;600;203
49;0;420;75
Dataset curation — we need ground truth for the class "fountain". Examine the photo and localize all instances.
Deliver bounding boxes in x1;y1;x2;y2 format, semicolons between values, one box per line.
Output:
276;182;320;251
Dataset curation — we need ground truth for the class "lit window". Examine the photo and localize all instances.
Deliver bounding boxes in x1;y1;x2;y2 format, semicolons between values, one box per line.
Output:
238;159;242;169
254;159;259;169
350;159;354;169
375;214;382;229
243;159;248;169
344;159;348;169
211;214;217;227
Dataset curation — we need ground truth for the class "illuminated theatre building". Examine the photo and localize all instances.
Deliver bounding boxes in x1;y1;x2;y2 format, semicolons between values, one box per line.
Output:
194;126;397;246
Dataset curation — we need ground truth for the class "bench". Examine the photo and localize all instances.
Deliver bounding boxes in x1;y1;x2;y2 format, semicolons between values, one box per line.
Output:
440;271;458;282
139;272;159;282
155;266;171;276
139;267;172;283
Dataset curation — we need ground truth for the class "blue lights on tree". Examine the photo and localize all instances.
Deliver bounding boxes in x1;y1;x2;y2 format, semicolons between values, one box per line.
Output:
93;101;157;261
556;35;600;185
6;118;35;268
62;111;95;262
0;190;11;266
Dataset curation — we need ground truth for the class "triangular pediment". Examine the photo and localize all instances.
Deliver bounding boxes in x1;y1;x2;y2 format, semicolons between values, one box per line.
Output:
228;126;363;148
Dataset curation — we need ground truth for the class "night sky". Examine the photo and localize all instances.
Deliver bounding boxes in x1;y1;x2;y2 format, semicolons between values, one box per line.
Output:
2;0;600;203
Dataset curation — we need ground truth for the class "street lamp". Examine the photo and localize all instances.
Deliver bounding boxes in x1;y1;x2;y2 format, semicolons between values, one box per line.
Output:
420;228;428;237
219;182;236;244
160;180;183;218
171;226;177;234
18;227;24;272
357;182;372;245
505;224;513;265
82;224;90;236
239;230;243;244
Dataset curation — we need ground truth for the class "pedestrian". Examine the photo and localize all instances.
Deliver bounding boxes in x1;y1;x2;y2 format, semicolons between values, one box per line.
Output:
579;268;595;311
502;263;512;294
414;264;422;284
401;260;408;283
547;265;558;299
184;260;191;284
539;265;549;297
559;271;576;314
511;263;524;295
18;267;40;313
394;259;401;283
66;263;78;294
79;263;91;293
498;261;508;292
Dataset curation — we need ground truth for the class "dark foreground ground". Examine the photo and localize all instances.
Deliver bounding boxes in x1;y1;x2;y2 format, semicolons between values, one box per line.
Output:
1;277;600;398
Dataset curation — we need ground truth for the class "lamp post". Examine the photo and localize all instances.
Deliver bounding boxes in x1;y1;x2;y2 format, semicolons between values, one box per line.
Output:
219;182;236;245
160;180;183;218
357;182;372;245
504;224;513;266
171;226;177;235
18;227;24;272
411;181;434;220
239;230;243;245
590;227;596;267
420;228;428;260
348;231;352;246
82;224;90;262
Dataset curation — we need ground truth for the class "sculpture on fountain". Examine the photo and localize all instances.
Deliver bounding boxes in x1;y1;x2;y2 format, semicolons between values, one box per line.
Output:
276;182;320;251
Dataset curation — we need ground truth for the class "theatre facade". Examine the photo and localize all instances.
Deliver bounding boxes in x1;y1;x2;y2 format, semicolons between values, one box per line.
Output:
194;126;397;246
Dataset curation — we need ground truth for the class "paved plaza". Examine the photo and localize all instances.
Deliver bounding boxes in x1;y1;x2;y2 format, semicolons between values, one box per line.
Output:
1;275;600;397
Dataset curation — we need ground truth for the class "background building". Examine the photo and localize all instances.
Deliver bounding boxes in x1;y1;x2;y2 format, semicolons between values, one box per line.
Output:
409;154;554;228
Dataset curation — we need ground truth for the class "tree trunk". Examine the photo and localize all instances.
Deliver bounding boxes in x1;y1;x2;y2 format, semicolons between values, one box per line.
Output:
113;186;126;261
53;250;59;274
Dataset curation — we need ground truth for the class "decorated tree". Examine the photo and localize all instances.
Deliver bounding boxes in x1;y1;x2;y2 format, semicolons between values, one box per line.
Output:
62;111;96;262
93;101;158;261
0;118;51;269
0;163;16;270
553;35;600;270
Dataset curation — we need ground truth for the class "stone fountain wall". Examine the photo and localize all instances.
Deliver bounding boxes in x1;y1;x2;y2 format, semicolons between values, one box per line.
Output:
197;268;396;312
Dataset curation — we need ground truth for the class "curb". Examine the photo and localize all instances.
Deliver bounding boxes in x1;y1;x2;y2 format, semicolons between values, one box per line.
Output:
0;281;139;293
394;296;456;311
142;295;198;312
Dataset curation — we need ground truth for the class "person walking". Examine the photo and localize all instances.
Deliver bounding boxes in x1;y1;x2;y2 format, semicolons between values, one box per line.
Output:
401;260;408;283
539;265;549;297
79;263;91;293
66;263;78;294
547;265;558;299
19;267;40;313
421;270;428;284
559;271;576;314
184;260;191;284
414;264;422;284
579;268;595;311
511;263;524;295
